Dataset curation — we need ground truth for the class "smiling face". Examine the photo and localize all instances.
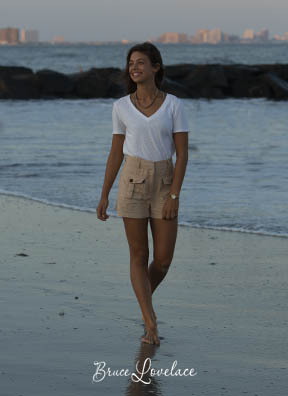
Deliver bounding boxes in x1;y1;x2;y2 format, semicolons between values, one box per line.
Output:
128;51;160;85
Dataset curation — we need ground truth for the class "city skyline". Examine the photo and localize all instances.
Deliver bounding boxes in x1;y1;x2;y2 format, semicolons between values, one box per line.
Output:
1;0;288;42
2;26;288;45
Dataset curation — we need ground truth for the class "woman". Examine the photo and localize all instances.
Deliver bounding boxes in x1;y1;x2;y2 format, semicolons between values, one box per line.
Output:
96;42;190;345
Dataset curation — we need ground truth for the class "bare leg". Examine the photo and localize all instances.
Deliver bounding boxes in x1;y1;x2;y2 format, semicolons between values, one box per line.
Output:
141;217;178;343
140;216;178;324
123;217;160;345
148;216;178;295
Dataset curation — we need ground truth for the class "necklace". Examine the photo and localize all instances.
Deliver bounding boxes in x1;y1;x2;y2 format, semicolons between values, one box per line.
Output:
133;88;160;109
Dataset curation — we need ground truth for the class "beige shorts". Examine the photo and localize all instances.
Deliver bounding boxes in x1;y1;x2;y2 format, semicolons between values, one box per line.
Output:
114;154;174;219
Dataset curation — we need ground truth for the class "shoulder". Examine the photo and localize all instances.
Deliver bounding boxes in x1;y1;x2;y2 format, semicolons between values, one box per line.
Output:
166;92;178;101
164;92;182;106
168;93;182;103
113;94;130;110
165;93;184;113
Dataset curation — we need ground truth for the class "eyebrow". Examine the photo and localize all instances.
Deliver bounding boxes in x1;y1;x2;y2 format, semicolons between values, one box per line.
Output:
129;58;145;62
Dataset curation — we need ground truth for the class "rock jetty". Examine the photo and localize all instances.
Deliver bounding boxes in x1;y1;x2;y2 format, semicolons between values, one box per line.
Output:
1;63;288;100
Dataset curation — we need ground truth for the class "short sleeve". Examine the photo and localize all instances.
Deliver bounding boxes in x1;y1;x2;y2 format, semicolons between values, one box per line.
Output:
172;98;190;133
112;102;126;135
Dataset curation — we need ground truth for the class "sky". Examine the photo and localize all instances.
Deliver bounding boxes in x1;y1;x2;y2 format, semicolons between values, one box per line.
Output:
1;0;287;42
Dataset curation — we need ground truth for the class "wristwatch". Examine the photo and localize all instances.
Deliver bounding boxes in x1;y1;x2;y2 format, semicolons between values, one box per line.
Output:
170;193;179;200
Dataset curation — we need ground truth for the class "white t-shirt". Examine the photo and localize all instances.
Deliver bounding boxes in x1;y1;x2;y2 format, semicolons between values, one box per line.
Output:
112;93;190;161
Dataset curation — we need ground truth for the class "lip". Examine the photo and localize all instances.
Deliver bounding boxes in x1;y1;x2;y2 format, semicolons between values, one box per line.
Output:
131;72;142;76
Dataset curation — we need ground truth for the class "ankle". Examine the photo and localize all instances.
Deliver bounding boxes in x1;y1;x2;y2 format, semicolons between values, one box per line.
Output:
145;317;157;330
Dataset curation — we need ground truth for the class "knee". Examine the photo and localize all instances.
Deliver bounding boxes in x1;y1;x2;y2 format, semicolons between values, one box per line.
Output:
130;246;149;264
153;256;172;273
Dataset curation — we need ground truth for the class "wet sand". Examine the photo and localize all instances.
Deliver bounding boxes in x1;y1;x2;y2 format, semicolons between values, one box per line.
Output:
0;193;287;395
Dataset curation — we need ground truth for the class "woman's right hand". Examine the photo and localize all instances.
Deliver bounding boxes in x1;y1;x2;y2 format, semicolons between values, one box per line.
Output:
96;197;109;221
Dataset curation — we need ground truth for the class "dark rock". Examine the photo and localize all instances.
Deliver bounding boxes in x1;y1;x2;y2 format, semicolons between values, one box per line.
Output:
208;65;229;88
182;65;210;90
257;64;288;81
230;78;256;98
0;66;33;79
0;73;40;99
176;65;227;98
201;86;226;99
0;66;37;99
261;72;288;100
161;77;191;97
35;69;75;97
222;64;261;81
249;76;273;98
69;67;123;98
1;63;288;100
164;63;194;80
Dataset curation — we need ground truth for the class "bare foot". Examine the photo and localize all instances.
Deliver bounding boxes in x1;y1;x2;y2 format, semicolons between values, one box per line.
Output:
141;325;160;346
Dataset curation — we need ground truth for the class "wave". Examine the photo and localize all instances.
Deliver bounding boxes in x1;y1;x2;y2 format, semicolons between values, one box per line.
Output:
14;173;41;178
0;162;93;169
0;189;287;239
51;52;78;58
0;188;96;213
179;221;288;239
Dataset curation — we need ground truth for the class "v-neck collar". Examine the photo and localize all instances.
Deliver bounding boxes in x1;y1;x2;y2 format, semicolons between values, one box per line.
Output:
128;92;169;120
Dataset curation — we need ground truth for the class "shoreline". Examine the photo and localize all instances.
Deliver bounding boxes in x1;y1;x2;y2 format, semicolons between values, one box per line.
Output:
1;193;287;395
0;190;286;239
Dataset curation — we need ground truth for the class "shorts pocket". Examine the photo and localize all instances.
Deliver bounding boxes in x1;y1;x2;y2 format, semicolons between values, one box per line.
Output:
160;174;173;200
162;175;173;184
120;170;150;200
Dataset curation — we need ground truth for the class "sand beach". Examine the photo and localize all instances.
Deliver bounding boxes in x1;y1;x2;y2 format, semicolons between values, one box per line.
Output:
0;193;287;395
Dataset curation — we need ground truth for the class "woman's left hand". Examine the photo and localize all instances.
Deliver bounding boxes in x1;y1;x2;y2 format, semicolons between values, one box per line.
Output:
162;196;179;220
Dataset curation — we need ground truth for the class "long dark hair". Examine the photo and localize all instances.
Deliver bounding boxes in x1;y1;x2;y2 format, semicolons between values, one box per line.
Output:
122;42;165;94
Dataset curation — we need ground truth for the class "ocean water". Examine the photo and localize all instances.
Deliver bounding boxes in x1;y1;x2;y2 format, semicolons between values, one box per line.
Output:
1;43;288;237
1;42;288;73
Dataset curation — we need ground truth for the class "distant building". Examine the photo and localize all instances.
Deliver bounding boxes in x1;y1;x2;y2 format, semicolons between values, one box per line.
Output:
20;29;39;43
207;28;223;43
243;29;255;39
157;32;188;43
51;36;65;44
192;28;223;44
257;28;269;41
0;27;19;44
222;32;239;43
273;32;288;41
0;29;6;44
151;28;285;45
195;29;209;43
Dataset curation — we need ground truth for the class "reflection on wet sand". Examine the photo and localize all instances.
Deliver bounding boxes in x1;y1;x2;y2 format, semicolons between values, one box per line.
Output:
125;342;163;396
